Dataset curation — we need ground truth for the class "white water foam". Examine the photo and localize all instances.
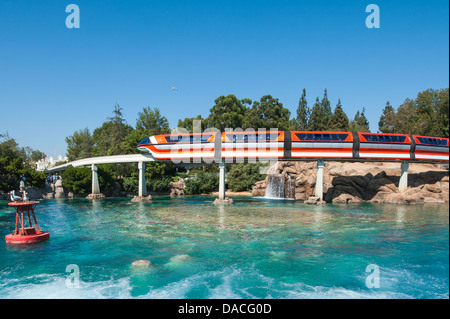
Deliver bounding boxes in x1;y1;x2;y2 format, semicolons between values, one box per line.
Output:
2;265;444;299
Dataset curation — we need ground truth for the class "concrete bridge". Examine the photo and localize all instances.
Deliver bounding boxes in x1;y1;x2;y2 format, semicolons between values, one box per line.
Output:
46;154;413;202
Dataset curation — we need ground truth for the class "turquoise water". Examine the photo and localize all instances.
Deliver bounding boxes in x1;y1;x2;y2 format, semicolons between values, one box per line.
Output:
0;196;448;299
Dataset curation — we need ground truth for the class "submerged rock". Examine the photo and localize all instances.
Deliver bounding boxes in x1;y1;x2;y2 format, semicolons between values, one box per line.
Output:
131;259;151;268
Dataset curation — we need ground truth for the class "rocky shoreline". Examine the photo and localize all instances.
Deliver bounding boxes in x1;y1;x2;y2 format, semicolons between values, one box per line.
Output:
1;162;448;205
252;161;449;205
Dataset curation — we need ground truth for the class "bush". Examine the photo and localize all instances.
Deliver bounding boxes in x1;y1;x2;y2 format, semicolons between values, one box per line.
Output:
122;176;138;193
147;176;172;193
184;172;219;195
62;166;91;194
227;163;265;192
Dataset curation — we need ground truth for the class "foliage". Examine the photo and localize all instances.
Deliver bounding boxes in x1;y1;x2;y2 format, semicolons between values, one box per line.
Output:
147;176;172;193
349;108;370;132
136;107;171;135
328;99;349;131
61;166;91;194
65;128;94;161
378;101;395;133
0;136;46;192
184;172;219;195
291;88;310;130
377;88;449;137
177;115;207;133
207;95;251;131
227;163;265;192
243;95;291;130
122;176;138;193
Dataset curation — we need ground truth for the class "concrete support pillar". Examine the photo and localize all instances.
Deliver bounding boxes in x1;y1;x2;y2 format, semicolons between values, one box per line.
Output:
399;161;409;193
91;164;100;194
219;161;226;200
138;161;147;197
315;160;324;200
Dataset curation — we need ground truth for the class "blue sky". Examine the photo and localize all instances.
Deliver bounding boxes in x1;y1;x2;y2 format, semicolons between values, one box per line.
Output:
0;0;448;157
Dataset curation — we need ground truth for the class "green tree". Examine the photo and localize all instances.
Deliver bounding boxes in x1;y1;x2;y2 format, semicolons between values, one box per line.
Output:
184;172;219;195
328;99;349;131
227;163;265;192
349;108;370;132
61;166;91;194
291;88;309;130
122;107;171;154
65;128;94;161
321;88;333;123
207;95;251;131
92;105;133;156
135;107;170;135
307;97;323;131
243;95;291;130
177;115;206;133
378;101;395;133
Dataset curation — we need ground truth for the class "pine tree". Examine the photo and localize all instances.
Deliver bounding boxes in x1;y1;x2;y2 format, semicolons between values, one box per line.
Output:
321;88;333;124
329;99;349;131
308;97;323;131
349;108;370;132
378;101;395;133
294;88;309;130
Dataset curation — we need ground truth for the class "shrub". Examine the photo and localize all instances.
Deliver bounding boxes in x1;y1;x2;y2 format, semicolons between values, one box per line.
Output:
227;163;265;192
184;172;219;195
62;166;91;194
147;176;172;193
122;176;138;193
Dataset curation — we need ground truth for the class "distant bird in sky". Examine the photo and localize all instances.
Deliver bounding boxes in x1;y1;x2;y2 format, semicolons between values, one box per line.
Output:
171;86;178;92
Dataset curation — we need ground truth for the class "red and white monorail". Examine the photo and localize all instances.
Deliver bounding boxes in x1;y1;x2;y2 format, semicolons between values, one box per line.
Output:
137;131;449;163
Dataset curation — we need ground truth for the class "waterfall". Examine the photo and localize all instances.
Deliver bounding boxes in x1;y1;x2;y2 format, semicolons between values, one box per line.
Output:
285;175;295;199
265;174;285;199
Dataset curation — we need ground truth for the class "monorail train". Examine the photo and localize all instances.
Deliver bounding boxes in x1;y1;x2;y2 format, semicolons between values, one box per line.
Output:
137;131;449;163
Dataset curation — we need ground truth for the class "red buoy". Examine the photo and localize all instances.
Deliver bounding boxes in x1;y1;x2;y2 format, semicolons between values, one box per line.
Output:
5;201;49;244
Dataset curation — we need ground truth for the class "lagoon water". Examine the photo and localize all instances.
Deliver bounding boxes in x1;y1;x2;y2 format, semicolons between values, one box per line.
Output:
0;197;448;299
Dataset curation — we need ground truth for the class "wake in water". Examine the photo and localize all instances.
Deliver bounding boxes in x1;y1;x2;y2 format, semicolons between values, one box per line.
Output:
0;265;447;299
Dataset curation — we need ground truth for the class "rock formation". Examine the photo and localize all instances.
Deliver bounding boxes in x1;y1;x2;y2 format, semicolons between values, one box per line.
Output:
170;179;185;197
131;195;152;202
252;161;449;204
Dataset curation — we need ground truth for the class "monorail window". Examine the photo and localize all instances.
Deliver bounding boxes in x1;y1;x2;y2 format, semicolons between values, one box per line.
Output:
226;133;280;142
362;134;406;143
295;133;348;141
165;134;213;143
417;137;448;146
138;137;150;145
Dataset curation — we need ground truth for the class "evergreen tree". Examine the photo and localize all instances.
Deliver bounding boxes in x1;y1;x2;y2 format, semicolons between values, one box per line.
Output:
321;88;333;124
92;104;133;156
328;99;349;131
307;97;323;131
65;128;94;161
378;101;395;133
349;108;370;132
293;88;309;130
